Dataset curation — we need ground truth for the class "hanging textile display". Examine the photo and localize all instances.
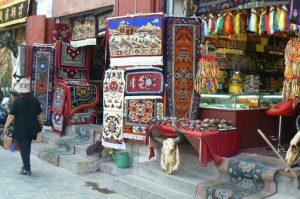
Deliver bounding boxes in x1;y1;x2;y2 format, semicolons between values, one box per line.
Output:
0;47;14;88
107;13;164;67
124;99;158;141
201;15;209;36
31;44;56;126
249;8;258;33
282;38;300;105
124;67;164;99
215;13;225;34
290;0;300;25
52;23;71;43
208;13;216;35
194;57;221;94
223;11;234;34
96;9;113;36
259;7;268;35
55;41;90;81
70;13;97;47
102;69;126;149
165;17;201;119
267;6;276;35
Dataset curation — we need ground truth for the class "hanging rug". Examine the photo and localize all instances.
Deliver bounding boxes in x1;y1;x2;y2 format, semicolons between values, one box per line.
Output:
31;44;55;126
165;17;201;119
124;67;164;99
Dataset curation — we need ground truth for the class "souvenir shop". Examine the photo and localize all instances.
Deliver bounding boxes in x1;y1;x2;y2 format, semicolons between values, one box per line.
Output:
193;0;300;151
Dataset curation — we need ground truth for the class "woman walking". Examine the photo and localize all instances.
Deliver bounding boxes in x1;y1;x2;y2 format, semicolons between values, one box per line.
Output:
4;78;43;176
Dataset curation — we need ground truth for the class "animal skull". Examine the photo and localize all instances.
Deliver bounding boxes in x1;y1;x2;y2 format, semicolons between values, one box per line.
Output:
285;131;300;167
160;138;180;174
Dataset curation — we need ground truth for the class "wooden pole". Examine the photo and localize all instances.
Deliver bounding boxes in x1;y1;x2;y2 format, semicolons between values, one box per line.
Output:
257;129;297;178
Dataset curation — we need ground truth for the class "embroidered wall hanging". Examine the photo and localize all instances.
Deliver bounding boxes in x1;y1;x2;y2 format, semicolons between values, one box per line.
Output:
107;13;164;66
70;13;97;47
125;99;157;125
58;41;87;68
52;23;71;43
124;67;164;99
102;69;126;149
57;69;87;80
103;69;125;112
51;82;67;114
96;9;113;35
51;112;64;135
123;99;160;142
31;44;56;126
165;17;201;119
0;47;13;88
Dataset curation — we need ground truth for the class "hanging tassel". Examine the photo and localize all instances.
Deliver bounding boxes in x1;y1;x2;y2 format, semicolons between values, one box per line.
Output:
215;13;225;34
274;5;281;32
208;13;216;35
279;4;289;31
249;8;258;33
234;11;242;34
201;15;209;36
259;8;267;35
224;11;234;34
267;6;275;35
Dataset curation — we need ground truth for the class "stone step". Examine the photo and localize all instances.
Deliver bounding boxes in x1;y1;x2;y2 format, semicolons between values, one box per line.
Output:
75;143;112;161
38;147;60;166
31;142;51;156
134;160;216;195
99;161;133;176
113;175;194;199
42;131;75;154
59;154;100;175
42;131;58;146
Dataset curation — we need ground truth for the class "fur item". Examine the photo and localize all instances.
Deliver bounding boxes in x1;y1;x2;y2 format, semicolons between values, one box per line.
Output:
285;115;300;167
160;138;180;174
86;140;103;157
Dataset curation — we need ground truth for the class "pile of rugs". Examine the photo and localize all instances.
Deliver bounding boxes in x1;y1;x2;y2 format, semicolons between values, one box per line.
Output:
197;153;283;199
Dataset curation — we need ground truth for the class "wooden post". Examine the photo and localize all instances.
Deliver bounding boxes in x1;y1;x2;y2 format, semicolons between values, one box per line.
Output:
257;129;297;178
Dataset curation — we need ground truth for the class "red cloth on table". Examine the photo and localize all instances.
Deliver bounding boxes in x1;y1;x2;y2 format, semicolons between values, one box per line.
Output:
184;130;240;167
145;125;240;167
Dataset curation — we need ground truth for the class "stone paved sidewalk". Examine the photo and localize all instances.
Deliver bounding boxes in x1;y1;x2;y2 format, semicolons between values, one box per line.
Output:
0;147;129;199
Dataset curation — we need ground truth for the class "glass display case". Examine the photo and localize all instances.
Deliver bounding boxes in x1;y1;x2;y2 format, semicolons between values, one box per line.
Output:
199;94;283;110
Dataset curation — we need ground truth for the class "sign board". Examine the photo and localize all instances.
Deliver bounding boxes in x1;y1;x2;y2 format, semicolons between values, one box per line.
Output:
0;0;30;28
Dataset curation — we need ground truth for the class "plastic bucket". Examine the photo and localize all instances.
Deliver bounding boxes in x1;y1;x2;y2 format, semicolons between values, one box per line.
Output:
112;151;131;168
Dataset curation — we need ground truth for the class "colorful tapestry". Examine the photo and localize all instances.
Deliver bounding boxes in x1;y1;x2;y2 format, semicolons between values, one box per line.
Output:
96;9;113;35
57;69;87;81
0;47;13;88
102;111;126;149
124;67;164;99
66;108;95;125
51;83;67;114
52;112;64;135
102;69;126;149
31;44;56;126
290;0;300;25
107;13;164;66
165;17;201;119
52;23;71;43
125;99;157;125
64;81;99;116
103;69;125;112
196;0;251;14
197;157;280;199
70;13;96;47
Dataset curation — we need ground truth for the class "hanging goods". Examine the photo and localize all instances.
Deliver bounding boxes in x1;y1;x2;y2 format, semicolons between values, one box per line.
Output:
224;11;234;34
208;13;216;35
259;7;268;35
249;8;258;33
201;15;209;36
267;6;276;35
279;4;289;32
215;13;225;34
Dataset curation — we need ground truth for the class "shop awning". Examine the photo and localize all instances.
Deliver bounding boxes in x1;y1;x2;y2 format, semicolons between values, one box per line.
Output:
0;0;30;28
196;0;289;14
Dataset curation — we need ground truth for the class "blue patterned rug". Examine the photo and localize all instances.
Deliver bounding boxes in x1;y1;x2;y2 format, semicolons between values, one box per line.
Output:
197;156;281;199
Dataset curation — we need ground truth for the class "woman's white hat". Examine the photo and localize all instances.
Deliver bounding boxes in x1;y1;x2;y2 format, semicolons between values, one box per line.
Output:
15;78;31;93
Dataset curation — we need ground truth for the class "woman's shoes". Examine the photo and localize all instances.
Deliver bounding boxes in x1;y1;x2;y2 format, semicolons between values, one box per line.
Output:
20;168;31;176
